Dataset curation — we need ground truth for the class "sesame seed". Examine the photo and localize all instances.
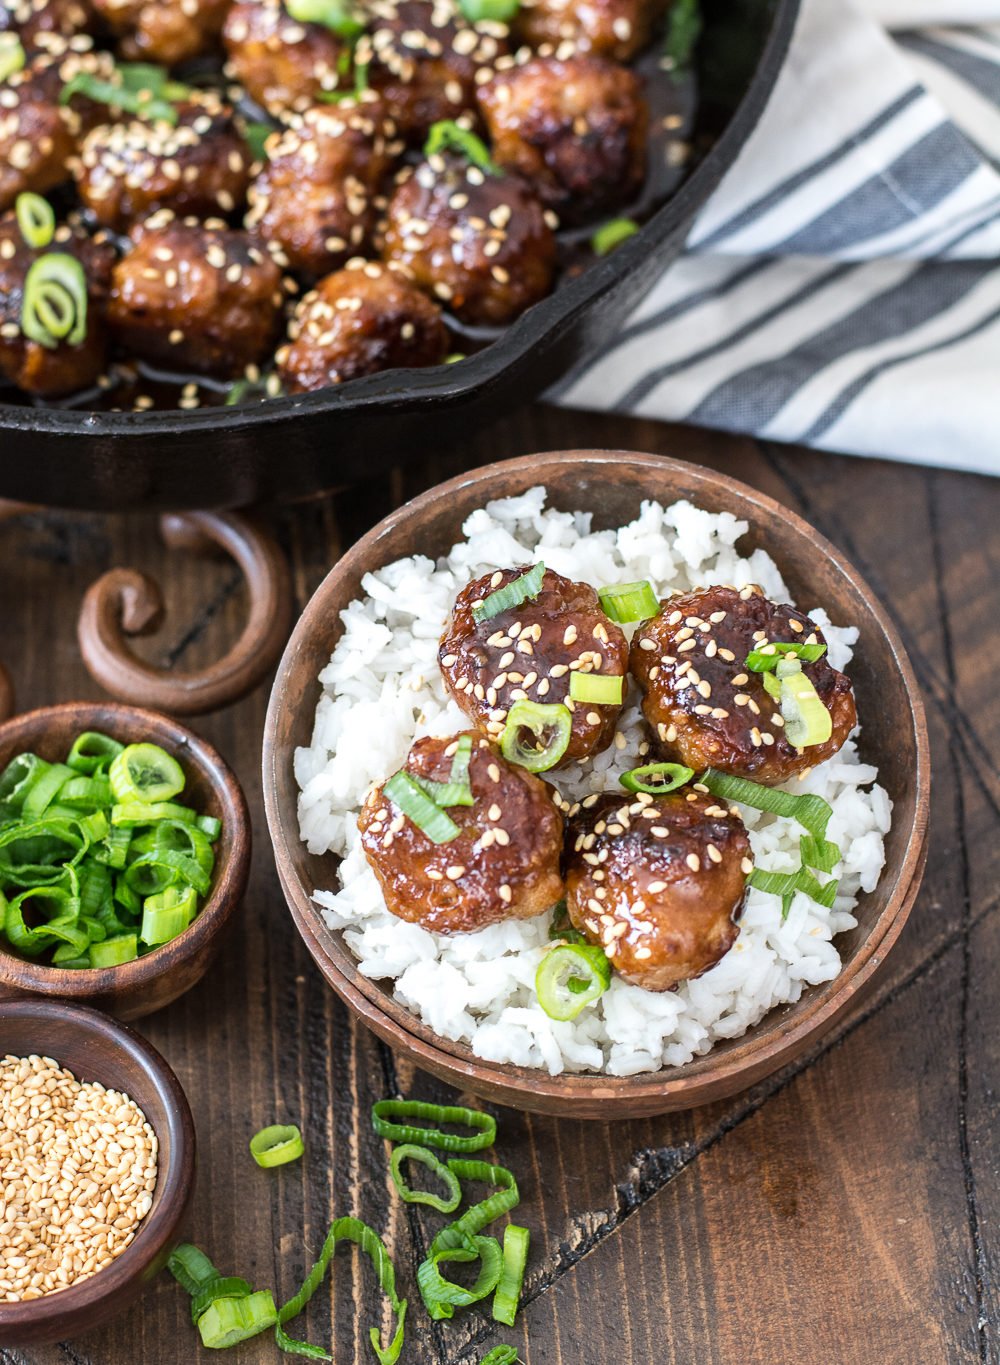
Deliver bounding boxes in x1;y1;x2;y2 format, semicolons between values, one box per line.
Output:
685;853;701;872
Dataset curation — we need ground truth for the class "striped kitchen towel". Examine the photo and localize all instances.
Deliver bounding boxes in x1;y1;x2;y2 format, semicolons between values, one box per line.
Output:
553;0;1000;474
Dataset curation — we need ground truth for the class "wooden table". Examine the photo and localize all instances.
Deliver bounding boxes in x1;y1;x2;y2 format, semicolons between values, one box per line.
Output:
4;409;998;1365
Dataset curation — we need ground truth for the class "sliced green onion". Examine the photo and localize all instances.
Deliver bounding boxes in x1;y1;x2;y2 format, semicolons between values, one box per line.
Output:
459;0;519;19
59;69;180;124
199;1290;278;1349
190;1276;253;1325
0;33;25;83
425;119;498;174
619;761;693;795
591;218;639;257
800;832;840;874
500;700;571;773
418;1234;503;1321
445;352;466;363
196;813;222;841
67;731;124;774
597;578;658;622
5;887;82;957
51;948;91;969
664;0;701;71
412;734;474;808
548;899;585;944
745;641;827;672
59;776;113;809
111;800;197;826
109;743;185;804
383;771;461;844
568;672;623;705
22;762;74;819
168;1243;220;1296
778;667;833;748
389;1144;462;1213
471;563;545;624
15;193;55;250
275;1217;406;1365
372;1099;496;1152
249;1123;304;1168
492;1224;529;1326
140;884;196;945
700;768;834;843
244;121;273;160
20;253;88;350
749;866;839;919
536;943;610;1021
89;933;137;967
480;1350;519;1365
284;0;363;36
125;848;210;897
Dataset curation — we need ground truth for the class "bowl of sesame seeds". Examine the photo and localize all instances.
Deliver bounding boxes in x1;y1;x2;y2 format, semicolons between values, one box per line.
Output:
0;998;194;1347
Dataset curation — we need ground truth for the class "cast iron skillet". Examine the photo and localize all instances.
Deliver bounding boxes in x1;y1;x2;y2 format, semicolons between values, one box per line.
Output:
0;0;799;511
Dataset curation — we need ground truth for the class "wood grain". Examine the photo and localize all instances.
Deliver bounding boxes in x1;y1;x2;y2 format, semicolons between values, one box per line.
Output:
1;407;996;1365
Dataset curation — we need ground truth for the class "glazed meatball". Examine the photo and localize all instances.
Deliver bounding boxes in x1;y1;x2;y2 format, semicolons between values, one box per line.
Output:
439;567;629;764
1;0;94;51
564;788;751;991
276;259;447;392
516;0;666;62
382;152;555;325
630;585;858;785
73;95;251;230
246;96;399;277
107;214;284;376
478;55;647;223
357;0;508;141
0;214;114;396
223;0;346;113
359;732;565;934
0;44;111;212
90;0;229;65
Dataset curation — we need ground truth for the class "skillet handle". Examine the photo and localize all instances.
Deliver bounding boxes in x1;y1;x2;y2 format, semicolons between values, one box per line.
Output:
0;500;38;721
77;511;293;716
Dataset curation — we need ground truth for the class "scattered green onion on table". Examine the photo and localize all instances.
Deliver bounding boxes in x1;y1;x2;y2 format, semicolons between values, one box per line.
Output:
0;733;219;967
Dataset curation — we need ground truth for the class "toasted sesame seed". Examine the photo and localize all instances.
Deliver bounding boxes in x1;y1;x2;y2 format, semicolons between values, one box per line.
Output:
685;853;701;872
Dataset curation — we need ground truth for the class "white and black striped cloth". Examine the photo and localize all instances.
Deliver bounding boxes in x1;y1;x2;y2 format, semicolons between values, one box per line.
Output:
553;0;1000;474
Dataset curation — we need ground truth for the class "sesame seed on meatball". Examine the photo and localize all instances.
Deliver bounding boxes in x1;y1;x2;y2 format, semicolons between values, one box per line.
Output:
359;732;565;934
516;0;667;62
564;787;751;991
629;584;857;785
223;0;347;113
91;0;229;66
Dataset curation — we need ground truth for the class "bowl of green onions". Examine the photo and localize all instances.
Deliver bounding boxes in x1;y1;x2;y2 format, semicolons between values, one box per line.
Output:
0;701;250;1021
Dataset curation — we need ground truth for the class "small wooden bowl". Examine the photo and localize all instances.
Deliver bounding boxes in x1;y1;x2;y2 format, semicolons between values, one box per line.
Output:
263;451;930;1119
0;702;250;1021
0;998;195;1346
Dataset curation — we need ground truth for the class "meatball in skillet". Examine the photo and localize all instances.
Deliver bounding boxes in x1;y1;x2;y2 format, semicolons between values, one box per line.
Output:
359;732;564;934
358;0;509;141
478;55;647;224
564;788;751;990
73;94;251;230
382;151;555;325
223;0;347;112
246;96;399;278
630;585;857;784
439;567;629;764
0;43;112;212
0;214;114;396
90;0;229;65
516;0;666;62
1;0;94;50
107;213;285;376
276;258;447;392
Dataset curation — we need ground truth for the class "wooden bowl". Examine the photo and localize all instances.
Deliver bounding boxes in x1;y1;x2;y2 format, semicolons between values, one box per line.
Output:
0;702;250;1021
263;450;930;1119
0;998;195;1346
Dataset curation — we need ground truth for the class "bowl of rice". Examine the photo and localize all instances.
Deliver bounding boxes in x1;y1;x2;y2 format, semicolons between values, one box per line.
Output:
262;450;929;1118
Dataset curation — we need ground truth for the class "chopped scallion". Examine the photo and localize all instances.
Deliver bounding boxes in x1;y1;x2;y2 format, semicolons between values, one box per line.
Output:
591;218;639;257
619;761;693;795
597;578;658;622
492;1224;529;1326
500;700;572;773
480;1350;519;1365
568;672;623;705
745;641;827;672
471;563;545;624
0;32;25;83
249;1123;304;1168
389;1143;462;1212
383;770;461;844
284;0;364;36
372;1099;496;1151
425;119;498;174
20;253;88;350
459;0;519;19
536;942;610;1021
15;193;55;250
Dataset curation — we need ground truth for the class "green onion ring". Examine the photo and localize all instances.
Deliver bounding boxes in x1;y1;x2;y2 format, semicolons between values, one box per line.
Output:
20;254;88;349
431;1160;519;1249
15;193;55;250
471;563;545;624
568;672;624;705
417;1233;503;1321
109;743;186;804
597;578;658;622
425;119;498;174
389;1143;462;1212
592;218;640;257
480;1349;519;1365
371;1099;496;1152
383;770;461;844
500;700;572;773
619;761;694;795
536;942;610;1021
492;1223;530;1326
199;1290;278;1349
777;666;833;748
249;1123;304;1168
66;730;124;774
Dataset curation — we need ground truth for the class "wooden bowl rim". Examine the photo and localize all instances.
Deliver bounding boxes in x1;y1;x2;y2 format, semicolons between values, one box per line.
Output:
263;449;931;1109
0;997;195;1332
0;701;250;1000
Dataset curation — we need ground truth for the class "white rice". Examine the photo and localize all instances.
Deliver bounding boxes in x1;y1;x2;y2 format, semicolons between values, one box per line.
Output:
295;488;892;1077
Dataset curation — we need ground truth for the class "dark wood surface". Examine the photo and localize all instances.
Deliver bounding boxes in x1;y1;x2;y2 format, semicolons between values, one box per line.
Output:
2;407;997;1365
